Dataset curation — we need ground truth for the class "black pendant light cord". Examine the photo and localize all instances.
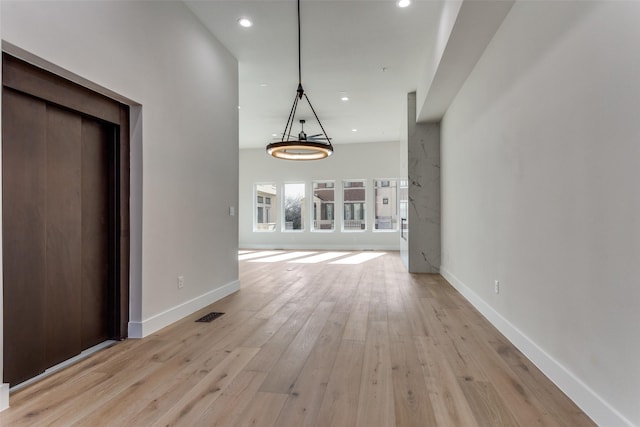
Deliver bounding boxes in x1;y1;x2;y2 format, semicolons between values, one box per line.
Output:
273;0;333;153
305;93;331;145
296;0;304;99
298;0;302;85
296;0;329;143
285;0;303;141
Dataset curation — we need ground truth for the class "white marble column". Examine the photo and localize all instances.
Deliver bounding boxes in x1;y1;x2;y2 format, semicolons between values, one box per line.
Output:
401;93;441;273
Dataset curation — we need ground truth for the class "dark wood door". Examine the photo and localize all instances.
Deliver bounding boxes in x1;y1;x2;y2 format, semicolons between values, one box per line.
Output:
2;88;48;385
3;88;112;385
81;118;111;350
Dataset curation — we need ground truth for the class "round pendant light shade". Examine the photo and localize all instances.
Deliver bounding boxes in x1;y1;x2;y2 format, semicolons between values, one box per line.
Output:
266;141;333;160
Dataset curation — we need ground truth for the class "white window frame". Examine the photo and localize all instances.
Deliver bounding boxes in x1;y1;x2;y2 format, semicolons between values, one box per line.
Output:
311;180;336;232
342;179;367;232
254;183;277;232
282;182;306;232
373;178;399;232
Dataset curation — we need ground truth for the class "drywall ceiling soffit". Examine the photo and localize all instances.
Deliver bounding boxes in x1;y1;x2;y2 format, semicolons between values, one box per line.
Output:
184;0;443;149
416;0;515;123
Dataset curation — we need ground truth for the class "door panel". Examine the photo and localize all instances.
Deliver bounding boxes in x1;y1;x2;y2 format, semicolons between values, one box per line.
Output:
44;105;83;368
81;117;110;349
2;88;48;385
3;53;129;387
3;90;114;385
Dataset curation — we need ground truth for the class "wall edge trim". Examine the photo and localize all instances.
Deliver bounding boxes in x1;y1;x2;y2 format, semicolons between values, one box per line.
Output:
128;280;240;338
0;384;9;412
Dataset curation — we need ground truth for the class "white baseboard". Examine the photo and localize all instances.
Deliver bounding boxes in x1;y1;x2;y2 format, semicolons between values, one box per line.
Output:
440;266;635;427
0;383;9;412
128;279;240;338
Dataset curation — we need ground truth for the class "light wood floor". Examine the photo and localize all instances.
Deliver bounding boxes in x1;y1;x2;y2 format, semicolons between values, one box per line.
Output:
1;251;594;426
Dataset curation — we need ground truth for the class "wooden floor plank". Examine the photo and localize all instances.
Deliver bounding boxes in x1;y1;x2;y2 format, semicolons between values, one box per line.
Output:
121;345;245;425
228;391;287;427
491;339;595;427
274;311;348;426
193;370;268;427
459;379;521;426
242;305;312;373
149;346;259;427
315;339;366;427
326;265;361;313
356;320;396;427
343;299;370;342
0;251;595;427
389;338;438;426
259;301;335;393
415;335;479;427
73;354;193;426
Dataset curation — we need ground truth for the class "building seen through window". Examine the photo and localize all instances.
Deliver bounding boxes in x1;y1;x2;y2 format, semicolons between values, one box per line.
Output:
374;179;398;230
253;179;400;233
312;181;335;231
255;183;277;231
343;180;366;231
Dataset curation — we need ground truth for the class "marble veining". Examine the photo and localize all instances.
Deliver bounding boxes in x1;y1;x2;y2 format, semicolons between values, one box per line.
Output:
402;92;441;273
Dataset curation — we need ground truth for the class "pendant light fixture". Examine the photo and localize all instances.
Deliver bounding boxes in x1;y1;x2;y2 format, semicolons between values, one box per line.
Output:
266;0;334;160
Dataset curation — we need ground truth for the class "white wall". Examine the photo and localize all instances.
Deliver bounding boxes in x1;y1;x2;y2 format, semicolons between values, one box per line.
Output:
240;142;400;250
441;2;639;426
1;0;239;348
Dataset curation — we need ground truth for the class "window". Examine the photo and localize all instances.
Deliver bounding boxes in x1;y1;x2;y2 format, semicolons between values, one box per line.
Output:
312;181;335;231
343;180;366;231
255;183;277;231
374;179;397;230
283;183;305;231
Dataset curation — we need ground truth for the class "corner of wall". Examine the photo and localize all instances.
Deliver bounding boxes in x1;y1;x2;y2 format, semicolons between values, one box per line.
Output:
0;34;5;415
0;383;9;412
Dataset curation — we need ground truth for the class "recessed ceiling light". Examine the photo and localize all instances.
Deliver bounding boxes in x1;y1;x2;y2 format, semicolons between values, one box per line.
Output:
260;83;268;87
238;18;253;28
341;96;349;101
272;133;278;137
397;0;410;8
352;128;358;132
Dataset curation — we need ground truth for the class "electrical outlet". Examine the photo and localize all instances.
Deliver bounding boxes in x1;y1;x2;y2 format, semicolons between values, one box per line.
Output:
494;280;500;294
178;275;184;289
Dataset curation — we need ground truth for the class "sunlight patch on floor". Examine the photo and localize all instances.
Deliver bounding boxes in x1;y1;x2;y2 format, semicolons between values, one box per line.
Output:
238;250;284;261
249;251;317;263
329;252;386;265
238;250;254;255
289;252;352;264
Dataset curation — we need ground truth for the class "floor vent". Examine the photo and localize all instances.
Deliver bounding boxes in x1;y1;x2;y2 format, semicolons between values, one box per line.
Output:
195;312;225;323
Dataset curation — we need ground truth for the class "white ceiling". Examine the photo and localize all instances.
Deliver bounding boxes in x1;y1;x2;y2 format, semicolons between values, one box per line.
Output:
184;0;444;149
